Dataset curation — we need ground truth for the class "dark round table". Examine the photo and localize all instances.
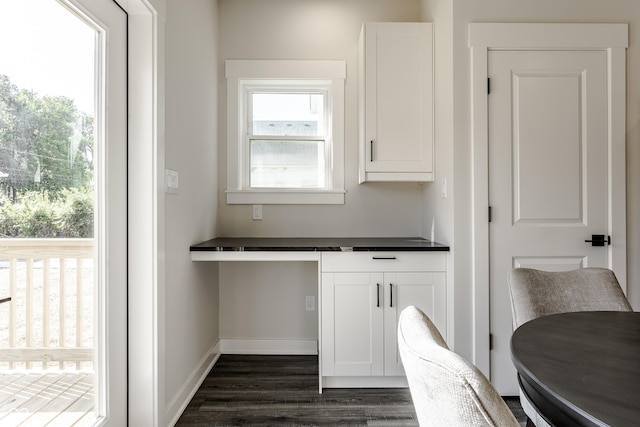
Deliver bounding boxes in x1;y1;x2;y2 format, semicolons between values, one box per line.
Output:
511;311;640;427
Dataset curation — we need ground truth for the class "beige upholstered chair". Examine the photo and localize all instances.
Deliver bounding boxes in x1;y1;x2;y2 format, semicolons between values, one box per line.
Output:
398;305;520;427
508;267;632;328
508;267;633;426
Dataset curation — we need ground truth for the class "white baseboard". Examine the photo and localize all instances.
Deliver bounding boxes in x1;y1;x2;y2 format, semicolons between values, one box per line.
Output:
166;340;221;427
321;375;408;389
220;338;318;355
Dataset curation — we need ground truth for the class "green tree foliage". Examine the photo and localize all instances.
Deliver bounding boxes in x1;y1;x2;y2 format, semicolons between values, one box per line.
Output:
0;75;94;238
0;74;94;199
0;189;93;238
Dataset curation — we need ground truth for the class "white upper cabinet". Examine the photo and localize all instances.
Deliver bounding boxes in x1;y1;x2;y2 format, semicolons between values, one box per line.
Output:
358;22;434;183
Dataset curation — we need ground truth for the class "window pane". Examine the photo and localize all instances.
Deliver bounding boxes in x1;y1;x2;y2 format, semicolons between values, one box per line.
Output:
252;93;324;136
250;139;325;188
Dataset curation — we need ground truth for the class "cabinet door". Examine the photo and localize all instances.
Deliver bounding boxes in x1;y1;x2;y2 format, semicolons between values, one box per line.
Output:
383;272;446;376
321;272;384;376
359;22;434;182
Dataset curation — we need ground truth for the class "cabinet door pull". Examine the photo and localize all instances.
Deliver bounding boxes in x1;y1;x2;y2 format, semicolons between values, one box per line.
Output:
376;283;380;307
372;256;396;260
390;284;393;307
370;140;374;161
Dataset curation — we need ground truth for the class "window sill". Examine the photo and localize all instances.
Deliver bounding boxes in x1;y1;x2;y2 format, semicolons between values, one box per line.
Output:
226;189;346;205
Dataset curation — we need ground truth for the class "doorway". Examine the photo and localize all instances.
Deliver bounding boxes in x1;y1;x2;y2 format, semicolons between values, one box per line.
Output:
0;0;127;424
469;23;628;394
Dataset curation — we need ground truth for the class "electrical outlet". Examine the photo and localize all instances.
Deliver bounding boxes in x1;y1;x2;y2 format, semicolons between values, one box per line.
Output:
165;169;179;194
252;204;262;220
305;296;315;311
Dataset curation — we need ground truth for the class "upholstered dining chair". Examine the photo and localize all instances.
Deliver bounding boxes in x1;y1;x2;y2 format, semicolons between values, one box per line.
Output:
398;305;520;427
508;267;633;426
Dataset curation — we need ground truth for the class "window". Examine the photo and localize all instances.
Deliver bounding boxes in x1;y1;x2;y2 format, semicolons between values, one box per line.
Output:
249;89;327;189
226;60;346;204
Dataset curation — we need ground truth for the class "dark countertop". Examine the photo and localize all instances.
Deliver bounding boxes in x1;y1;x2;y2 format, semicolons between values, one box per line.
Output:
190;237;449;252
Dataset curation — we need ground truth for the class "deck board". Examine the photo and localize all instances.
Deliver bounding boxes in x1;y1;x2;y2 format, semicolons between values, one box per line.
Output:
0;372;95;426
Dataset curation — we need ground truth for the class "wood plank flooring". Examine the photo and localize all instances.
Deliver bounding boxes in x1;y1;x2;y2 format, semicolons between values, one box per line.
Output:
177;354;528;426
0;372;95;426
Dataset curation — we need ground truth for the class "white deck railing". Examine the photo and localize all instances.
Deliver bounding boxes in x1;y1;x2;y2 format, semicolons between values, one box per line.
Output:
0;239;94;370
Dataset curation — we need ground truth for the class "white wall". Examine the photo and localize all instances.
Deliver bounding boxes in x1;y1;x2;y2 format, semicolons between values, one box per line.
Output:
419;0;456;346
217;0;429;342
219;262;318;341
163;0;219;423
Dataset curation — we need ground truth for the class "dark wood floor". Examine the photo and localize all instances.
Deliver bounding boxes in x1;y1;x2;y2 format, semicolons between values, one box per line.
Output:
176;354;527;426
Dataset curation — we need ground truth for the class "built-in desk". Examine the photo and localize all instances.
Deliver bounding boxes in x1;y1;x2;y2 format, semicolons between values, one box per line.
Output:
191;237;448;257
190;237;450;391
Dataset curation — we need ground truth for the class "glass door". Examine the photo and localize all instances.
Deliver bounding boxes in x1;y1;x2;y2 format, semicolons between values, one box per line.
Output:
0;0;127;425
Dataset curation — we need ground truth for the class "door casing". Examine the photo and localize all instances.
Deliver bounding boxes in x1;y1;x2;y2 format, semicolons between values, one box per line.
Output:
469;23;628;379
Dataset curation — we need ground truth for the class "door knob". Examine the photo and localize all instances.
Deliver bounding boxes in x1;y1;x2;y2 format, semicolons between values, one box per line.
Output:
585;234;611;246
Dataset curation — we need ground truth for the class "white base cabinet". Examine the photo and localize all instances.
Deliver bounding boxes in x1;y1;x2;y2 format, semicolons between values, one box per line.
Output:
320;252;446;388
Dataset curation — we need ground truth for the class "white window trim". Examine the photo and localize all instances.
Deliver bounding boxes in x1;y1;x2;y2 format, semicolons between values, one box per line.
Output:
226;60;346;205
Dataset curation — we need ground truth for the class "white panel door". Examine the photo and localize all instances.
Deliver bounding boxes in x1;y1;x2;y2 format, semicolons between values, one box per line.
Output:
383;272;446;376
488;50;610;394
321;272;384;376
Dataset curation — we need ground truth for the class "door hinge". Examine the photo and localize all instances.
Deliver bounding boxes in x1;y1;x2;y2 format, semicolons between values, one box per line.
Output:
489;333;494;350
487;78;491;95
488;206;492;223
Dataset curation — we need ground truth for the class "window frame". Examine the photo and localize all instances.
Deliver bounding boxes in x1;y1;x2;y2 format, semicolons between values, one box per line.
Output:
226;60;346;205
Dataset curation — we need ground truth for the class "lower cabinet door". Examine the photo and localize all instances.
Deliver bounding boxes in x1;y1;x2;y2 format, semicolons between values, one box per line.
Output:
321;270;446;379
383;272;447;376
321;272;384;376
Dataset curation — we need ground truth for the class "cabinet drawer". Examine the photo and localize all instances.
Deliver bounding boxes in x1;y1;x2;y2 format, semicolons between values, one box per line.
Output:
321;252;446;272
